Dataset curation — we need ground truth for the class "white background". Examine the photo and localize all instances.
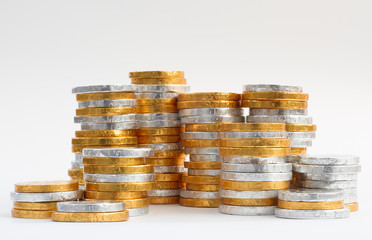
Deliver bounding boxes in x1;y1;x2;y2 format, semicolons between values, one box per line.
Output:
0;0;371;239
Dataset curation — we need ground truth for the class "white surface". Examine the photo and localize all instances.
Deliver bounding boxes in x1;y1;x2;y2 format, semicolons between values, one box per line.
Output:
0;0;371;239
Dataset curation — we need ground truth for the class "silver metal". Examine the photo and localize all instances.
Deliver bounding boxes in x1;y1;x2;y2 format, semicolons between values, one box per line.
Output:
278;189;344;202
136;113;179;121
57;201;125;212
83;147;154;158
222;156;287;164
179;108;243;117
293;164;361;174
274;208;350;219
78;99;136;108
243;84;303;92
344;195;358;204
84;173;155;183
220;189;278;199
137;120;181;128
285;155;302;163
147;189;180;197
296;173;358;181
139;143;182;151
221;163;292;173
72;85;136;94
184;147;220;155
249;109;307;116
128;206;149;217
182;132;218;140
75;153;82;162
343;188;357;196
75;114;137;124
80;122;136;130
287;132;316;139
296;180;357;189
219;204;275;216
180;190;219;199
221;172;292;181
181;116;244;124
10;190;83;202
290;139;313;147
246;115;312;124
189;154;221;162
187;169;221;176
154;165;185;173
136;84;190;93
135;92;179;99
71;161;83;169
299;154;360;165
219;131;287;139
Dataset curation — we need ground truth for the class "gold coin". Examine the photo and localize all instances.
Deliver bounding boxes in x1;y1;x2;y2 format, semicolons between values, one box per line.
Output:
136;98;177;106
179;198;221;208
177;101;240;109
150;150;184;158
138;135;180;143
185;123;221;132
220;138;290;148
76;92;135;101
52;211;129;222
129;71;184;79
285;123;317;132
291;147;307;155
13;202;57;211
241;100;308;109
242;91;309;101
86;182;154;191
278;200;344;210
75;129;137;137
220;122;285;132
15;180;78;193
184;176;220;184
83;157;145;166
72;137;138;146
178;92;241;101
149;196;179;204
184;161;221;169
84;164;154;174
155;173;182;182
12;209;53;219
131;78;186;85
154;181;180;189
220;180;290;191
223;198;277;206
345;202;359;212
136;105;178;113
84;191;147;200
68;168;85;185
220;147;290;157
145;158;185;166
72;144;137;153
122;197;150;208
182;139;220;147
76;107;136;116
137;127;180;136
186;184;219;191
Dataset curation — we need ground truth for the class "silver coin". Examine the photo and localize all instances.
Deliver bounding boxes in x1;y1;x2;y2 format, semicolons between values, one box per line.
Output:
278;189;344;202
75;114;137;124
10;190;83;202
135;92;179;99
343;188;357;196
84;173;155;183
71;161;83;169
147;189;180;197
136;113;179;121
290;139;313;147
78;99;136;108
136;85;190;93
219;131;287;139
219;204;275;216
219;189;278;199
221;172;292;181
79;185;86;191
139;143;182;151
83;147;154;158
181;116;244;124
222;163;292;173
344;195;358;204
137;120;181;128
183;132;218;140
243;84;302;92
154;165;185;173
296;173;358;181
179;108;243;117
285;155;302;163
287;132;316;139
128;206;149;217
299;154;360;165
187;169;221;176
75;153;82;161
293;164;361;174
189;154;221;162
72;85;136;94
184;147;220;155
246;115;312;124
57;201;125;212
249;109;307;116
222;156;287;164
296;180;357;189
274;207;350;219
80;122;136;130
180;190;219;199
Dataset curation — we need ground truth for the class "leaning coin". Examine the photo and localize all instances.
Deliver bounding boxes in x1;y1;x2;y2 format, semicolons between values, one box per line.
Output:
10;190;83;202
135;92;179;99
83;147;154;158
295;172;358;181
222;156;287;164
278;189;344;202
179;108;243;117
190;154;220;162
137;120;181;128
147;189;180;197
127;206;149;217
274;207;350;219
78;99;136;108
243;84;302;92
72;85;136;94
246;115;312;124
84;173;155;183
296;180;357;189
181;116;244;124
184;147;220;155
219;204;276;215
222;163;292;173
139;143;182;151
154;165;185;173
136;113;179;121
74;114;136;123
136;85;190;93
218;131;287;139
287;132;316;139
299;154;360;165
81;122;136;130
57;201;125;212
290;139;313;147
188;169;221;176
293;164;361;173
249;109;307;116
221;172;292;181
180;190;220;199
220;189;278;199
183;132;218;140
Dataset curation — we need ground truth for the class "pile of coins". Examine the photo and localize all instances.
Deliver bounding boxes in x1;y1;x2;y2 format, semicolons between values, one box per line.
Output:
178;92;244;208
242;84;316;156
130;71;190;204
219;123;292;215
10;180;83;219
275;189;350;219
293;154;361;212
70;85;138;186
52;201;129;222
83;148;155;217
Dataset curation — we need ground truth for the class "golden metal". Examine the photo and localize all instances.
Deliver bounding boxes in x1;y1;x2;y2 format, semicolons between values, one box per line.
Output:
221;180;290;191
223;198;277;206
86;182;154;191
285;123;317;132
345;202;359;212
84;191;147;200
12;209;53;219
137;127;180;136
179;198;221;208
150;150;184;158
76;92;134;101
68;168;85;185
178;92;241;101
185;123;221;132
220;122;285;132
184;161;221;169
278;200;344;210
241;100;307;109
145;158;184;166
136;105;178;113
220;138;290;148
291;147;307;155
220;147;290;157
129;71;184;79
15;180;78;193
149;196;179;204
131;78;186;85
184;176;220;184
84;165;154;174
13;202;57;211
83;157;145;166
242;91;308;101
155;173;182;182
72;137;138;146
138;135;180;143
154;181;180;189
136;98;177;106
76;107;136;116
75;129;137;137
186;184;219;191
182;139;220;147
177;101;240;109
52;211;129;222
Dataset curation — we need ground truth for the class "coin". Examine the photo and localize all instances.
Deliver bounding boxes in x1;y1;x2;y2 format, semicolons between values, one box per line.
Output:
72;137;138;146
151;149;184;158
114;198;150;208
139;143;182;151
290;139;313;147
184;161;221;169
147;189;180;197
83;147;154;158
221;172;292;181
13;202;57;211
299;154;359;165
274;207;350;219
184;176;220;184
154;181;180;189
243;84;302;92
78;99;136;108
83;157;145;166
145;158;184;166
149;196;179;204
220;147;290;157
246;115;312;124
182;139;220;147
183;132;218;140
220;189;278;199
73;85;136;94
222;156;287;164
15;180;79;193
295;172;358;181
132;78;186;85
178;92;241;101
76;107;136;116
220;138;290;148
136;85;190;93
136;105;178;113
135;92;179;99
136;113;179;121
179;108;243;117
286;123;317;132
243;91;308;101
154;165;184;173
10;190;83;202
287;132;316;139
279;200;344;210
220;123;285;132
57;201;125;212
291;147;307;155
185;123;221;132
220;180;290;191
187;169;221;176
219;131;287;139
137;127;180;136
137;120;181;128
296;180;357;189
179;198;221;207
278;189;344;202
181;115;244;124
76;92;135;101
136;98;178;106
12;209;53;219
345;202;358;212
52;210;129;222
178;101;240;109
184;147;220;155
155;173;182;182
74;114;137;124
189;154;220;162
129;71;184;79
293;164;361;173
222;163;291;173
84;173;155;182
242;100;307;109
223;198;277;206
219;204;275;215
138;135;180;143
80;122;137;130
128;206;149;217
249;109;308;116
73;145;137;154
180;190;219;199
186;184;219;191
71;161;83;169
84;191;146;200
85;182;154;191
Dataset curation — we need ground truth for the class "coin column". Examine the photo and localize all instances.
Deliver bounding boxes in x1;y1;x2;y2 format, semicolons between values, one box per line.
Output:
177;92;244;208
83;148;155;217
218;123;292;216
130;71;190;204
70;85;138;187
293;154;361;212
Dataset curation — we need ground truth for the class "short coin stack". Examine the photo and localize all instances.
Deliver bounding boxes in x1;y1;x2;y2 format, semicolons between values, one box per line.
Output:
293;154;361;212
10;180;83;219
130;71;190;205
178;92;244;208
219;123;292;215
52;201;129;222
83;147;155;217
70;85;138;186
275;189;350;219
242;84;315;156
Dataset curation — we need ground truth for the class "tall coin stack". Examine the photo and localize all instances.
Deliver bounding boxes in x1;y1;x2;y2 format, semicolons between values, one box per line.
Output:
83;148;155;217
70;85;138;187
218;123;292;215
130;71;190;204
293;154;361;212
178;93;244;208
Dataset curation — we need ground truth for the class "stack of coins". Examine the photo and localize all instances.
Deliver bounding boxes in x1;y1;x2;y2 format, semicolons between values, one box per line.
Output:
83;148;155;217
130;71;190;205
52;201;129;222
242;84;315;156
218;123;292;215
275;189;350;219
10;180;83;219
178;92;244;208
293;154;361;212
70;85;138;187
